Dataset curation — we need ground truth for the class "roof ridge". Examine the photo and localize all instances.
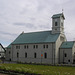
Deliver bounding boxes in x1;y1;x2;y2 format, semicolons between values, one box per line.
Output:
22;30;51;34
64;41;74;43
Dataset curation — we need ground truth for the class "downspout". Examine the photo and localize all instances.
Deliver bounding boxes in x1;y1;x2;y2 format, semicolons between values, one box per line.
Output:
12;45;13;61
52;42;53;64
63;50;64;64
59;48;60;64
54;47;55;65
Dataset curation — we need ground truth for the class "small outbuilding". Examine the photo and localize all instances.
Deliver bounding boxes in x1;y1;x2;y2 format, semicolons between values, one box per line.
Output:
59;41;75;64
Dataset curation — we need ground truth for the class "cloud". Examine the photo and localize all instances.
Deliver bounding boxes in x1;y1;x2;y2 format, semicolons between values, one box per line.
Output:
0;30;17;36
0;0;75;47
13;22;36;28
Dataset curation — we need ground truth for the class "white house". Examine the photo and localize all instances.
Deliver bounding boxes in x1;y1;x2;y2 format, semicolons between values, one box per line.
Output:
0;43;5;58
5;13;75;64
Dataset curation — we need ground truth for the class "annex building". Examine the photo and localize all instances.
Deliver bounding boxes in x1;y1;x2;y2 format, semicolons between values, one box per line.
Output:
0;43;5;58
6;13;75;64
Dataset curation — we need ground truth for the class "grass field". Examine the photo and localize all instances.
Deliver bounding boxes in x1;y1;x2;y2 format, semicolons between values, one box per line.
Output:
0;64;75;75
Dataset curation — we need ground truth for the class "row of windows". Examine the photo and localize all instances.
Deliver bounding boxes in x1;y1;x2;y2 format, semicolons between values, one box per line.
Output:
17;52;47;59
16;45;49;49
33;45;38;49
43;45;48;48
24;45;28;49
16;46;20;49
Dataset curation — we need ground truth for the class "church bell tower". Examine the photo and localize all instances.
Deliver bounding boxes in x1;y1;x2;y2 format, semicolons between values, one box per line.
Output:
52;13;65;34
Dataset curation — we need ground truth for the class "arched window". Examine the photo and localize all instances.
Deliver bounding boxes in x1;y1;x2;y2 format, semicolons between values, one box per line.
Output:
9;51;10;54
43;45;45;48
34;53;37;58
44;53;47;58
55;22;58;26
17;52;19;58
46;45;48;48
25;52;27;58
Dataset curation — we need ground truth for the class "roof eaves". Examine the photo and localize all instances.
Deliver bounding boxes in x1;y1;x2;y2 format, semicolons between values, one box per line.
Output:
0;43;5;51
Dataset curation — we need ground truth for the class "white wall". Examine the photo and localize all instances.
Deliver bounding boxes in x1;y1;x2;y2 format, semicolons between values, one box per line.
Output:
59;48;72;64
8;43;56;64
55;34;66;64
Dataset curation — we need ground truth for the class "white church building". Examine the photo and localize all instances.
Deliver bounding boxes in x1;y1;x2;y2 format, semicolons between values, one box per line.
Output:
5;13;75;64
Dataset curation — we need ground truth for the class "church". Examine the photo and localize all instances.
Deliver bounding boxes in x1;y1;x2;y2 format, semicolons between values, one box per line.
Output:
5;13;75;64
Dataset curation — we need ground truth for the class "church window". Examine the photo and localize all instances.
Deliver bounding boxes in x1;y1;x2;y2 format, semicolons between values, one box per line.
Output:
25;52;27;58
43;45;48;49
44;53;47;58
68;59;70;62
9;51;10;54
27;45;28;49
64;53;67;57
24;45;26;49
36;45;38;48
17;52;19;58
33;45;35;49
43;45;45;48
34;53;37;58
46;45;48;48
9;58;11;61
16;46;20;49
55;22;58;26
24;45;29;49
33;45;38;49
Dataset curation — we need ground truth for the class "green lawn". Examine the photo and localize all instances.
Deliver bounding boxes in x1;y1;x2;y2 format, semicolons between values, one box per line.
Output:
0;64;75;75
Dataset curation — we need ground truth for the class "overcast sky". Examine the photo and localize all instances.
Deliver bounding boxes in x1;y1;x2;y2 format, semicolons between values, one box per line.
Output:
0;0;75;47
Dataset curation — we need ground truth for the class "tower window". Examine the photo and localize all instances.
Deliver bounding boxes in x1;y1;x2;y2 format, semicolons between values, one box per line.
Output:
55;22;58;26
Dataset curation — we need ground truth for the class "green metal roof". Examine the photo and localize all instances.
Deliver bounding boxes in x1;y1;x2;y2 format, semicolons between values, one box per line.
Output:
52;13;65;19
60;41;74;49
7;44;11;49
12;31;59;45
